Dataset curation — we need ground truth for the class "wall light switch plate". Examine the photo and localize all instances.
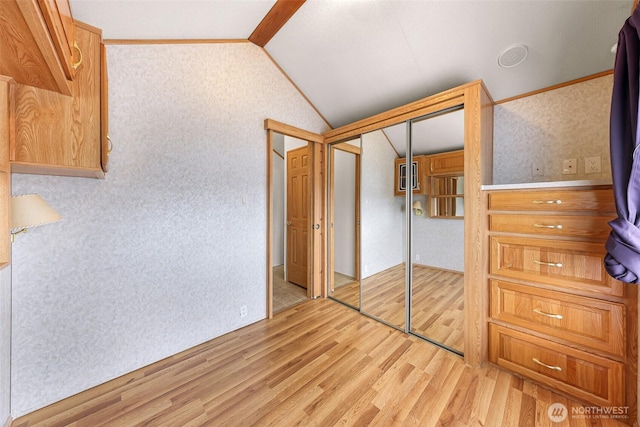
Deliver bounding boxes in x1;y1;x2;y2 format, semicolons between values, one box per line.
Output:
562;158;577;175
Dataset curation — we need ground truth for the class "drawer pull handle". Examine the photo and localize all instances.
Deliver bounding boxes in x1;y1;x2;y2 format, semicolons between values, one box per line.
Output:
533;260;563;268
532;358;563;372
532;199;562;205
533;223;563;230
533;309;563;319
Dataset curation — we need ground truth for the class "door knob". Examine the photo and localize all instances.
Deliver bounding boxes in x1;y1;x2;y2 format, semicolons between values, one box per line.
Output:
287;221;292;225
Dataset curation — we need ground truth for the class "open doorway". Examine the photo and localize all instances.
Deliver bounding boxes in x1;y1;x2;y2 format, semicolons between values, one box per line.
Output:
272;136;310;313
266;120;325;318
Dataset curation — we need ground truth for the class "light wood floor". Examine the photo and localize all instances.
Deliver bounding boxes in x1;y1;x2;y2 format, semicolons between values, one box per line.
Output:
273;265;307;313
331;264;464;352
12;299;629;427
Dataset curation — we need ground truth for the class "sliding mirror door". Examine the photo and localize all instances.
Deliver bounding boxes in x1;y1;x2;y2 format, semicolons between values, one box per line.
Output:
328;138;361;309
360;125;406;329
409;107;465;354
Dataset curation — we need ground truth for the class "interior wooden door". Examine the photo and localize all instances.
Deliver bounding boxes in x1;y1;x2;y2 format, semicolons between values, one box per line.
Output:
287;145;309;288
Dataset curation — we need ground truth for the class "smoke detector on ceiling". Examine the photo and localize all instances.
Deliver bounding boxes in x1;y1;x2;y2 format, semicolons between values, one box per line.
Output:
498;44;528;68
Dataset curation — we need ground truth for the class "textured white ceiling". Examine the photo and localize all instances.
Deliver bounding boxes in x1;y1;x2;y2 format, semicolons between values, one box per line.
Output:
70;0;633;129
70;0;275;40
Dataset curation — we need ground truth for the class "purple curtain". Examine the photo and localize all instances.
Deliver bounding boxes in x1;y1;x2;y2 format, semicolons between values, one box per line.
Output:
605;8;640;284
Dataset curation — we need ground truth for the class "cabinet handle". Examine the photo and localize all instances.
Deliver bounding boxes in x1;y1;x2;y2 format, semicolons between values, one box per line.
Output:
107;136;113;155
72;42;83;70
532;358;563;372
533;260;563;268
532;309;563;319
533;223;563;230
532;199;562;205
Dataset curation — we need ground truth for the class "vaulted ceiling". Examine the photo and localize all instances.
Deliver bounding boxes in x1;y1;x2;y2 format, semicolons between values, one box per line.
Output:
70;0;633;130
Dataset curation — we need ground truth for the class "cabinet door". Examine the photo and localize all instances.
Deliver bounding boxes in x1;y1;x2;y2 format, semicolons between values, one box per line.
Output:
394;157;425;195
38;0;76;80
100;42;109;173
427;149;463;175
12;24;105;178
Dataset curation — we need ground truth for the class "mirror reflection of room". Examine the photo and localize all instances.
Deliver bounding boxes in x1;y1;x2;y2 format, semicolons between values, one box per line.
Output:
328;138;361;309
354;107;465;353
360;127;406;329
272;132;311;313
410;107;465;354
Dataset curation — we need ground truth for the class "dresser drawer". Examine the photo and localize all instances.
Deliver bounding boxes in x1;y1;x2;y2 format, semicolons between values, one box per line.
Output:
489;214;613;240
490;280;626;357
488;188;615;212
489;324;625;407
490;236;625;297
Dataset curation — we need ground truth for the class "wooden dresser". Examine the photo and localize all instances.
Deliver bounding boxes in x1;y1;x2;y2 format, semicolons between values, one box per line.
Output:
486;185;637;419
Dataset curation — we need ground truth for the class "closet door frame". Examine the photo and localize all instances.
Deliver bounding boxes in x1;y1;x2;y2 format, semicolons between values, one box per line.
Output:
324;80;494;367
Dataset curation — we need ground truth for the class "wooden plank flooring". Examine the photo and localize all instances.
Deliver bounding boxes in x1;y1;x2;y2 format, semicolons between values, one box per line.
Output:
12;299;630;427
273;265;308;313
332;264;464;352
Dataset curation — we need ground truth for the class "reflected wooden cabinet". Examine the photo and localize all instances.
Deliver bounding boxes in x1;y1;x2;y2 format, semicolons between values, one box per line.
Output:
427;150;464;218
426;149;463;176
429;175;463;218
487;186;637;415
394;156;426;195
11;22;109;178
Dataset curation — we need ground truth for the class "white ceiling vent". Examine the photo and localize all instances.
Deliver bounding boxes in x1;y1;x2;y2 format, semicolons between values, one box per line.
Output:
498;44;528;68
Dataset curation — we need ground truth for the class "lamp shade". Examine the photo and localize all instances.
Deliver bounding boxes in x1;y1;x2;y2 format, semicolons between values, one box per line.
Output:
412;201;423;210
11;194;62;231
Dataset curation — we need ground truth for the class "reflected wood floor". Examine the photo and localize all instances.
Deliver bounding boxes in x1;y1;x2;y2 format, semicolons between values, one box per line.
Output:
333;264;464;352
12;299;628;427
273;265;307;313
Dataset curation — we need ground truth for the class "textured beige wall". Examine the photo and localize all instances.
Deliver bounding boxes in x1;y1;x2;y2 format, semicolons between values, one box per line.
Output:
10;42;328;416
494;74;613;184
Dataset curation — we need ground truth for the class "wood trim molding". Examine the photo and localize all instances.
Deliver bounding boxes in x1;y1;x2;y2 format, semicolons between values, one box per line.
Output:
331;141;361;155
264;119;324;143
103;39;249;45
249;0;306;47
322;81;487;144
2;415;12;427
495;70;614;105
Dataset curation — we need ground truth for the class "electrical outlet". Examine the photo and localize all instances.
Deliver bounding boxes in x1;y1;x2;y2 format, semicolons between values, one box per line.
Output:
240;305;247;318
416;254;420;261
562;158;577;175
585;156;602;174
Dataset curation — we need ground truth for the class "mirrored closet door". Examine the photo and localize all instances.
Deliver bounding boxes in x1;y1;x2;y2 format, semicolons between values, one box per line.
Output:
359;124;407;330
328;138;361;309
409;107;465;355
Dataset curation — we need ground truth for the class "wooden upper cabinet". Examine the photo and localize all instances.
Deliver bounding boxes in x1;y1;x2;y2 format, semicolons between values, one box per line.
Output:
38;0;77;81
0;0;75;95
394;156;427;196
12;22;108;178
426;149;464;176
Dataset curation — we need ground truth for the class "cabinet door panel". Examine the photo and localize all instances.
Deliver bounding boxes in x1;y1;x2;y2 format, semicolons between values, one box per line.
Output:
12;24;104;178
490;280;626;356
490;236;625;297
489;324;625;408
489;214;613;240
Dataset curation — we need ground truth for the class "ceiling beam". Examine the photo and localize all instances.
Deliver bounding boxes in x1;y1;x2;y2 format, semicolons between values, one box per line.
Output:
249;0;305;47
